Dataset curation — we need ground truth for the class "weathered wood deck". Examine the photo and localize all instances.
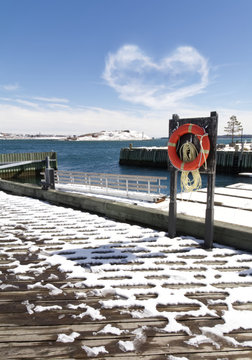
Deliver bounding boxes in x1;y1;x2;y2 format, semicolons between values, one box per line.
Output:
0;190;252;359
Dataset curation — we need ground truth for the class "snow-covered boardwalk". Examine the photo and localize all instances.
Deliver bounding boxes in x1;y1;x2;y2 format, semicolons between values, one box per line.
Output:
0;191;252;359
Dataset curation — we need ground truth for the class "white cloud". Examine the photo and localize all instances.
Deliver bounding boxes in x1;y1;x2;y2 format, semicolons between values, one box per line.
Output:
1;101;252;137
103;45;209;108
47;103;70;109
0;43;251;137
33;96;69;103
0;97;12;101
16;99;39;108
0;103;143;135
1;83;19;91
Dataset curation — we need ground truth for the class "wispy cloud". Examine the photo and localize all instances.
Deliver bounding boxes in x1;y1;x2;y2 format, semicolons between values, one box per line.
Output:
1;83;19;91
1;100;252;136
0;97;12;101
47;103;70;109
33;96;69;103
0;95;70;110
16;99;39;108
103;45;209;108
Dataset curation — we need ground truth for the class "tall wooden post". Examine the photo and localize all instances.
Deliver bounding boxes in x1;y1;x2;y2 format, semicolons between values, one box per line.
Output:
168;114;180;238
168;111;218;249
168;168;178;238
204;172;215;248
204;111;218;249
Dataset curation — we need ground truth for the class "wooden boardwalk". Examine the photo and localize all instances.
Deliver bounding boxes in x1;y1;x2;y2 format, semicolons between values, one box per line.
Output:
0;190;252;359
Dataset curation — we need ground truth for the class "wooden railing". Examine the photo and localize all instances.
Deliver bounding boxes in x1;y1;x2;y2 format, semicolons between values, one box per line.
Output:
54;170;167;200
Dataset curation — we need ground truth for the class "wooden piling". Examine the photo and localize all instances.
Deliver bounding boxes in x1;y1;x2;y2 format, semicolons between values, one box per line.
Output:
119;148;252;173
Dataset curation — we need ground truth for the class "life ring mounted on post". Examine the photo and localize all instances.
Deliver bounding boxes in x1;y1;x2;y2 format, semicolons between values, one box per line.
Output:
168;123;210;171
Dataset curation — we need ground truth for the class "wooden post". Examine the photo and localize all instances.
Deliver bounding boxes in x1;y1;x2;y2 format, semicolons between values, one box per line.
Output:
168;111;218;248
168;168;178;238
168;114;179;238
204;172;215;249
204;111;218;249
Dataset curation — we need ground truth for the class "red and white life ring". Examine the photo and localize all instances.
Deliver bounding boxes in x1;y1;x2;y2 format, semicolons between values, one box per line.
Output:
168;123;210;171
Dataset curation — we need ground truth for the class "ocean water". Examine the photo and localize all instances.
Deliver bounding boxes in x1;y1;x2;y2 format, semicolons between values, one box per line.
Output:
1;138;252;194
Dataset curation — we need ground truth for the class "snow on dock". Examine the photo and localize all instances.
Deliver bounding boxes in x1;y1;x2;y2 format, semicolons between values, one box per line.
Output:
0;190;252;359
56;181;252;228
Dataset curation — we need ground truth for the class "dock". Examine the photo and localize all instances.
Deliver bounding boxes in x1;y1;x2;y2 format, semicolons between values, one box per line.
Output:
119;147;252;173
0;188;252;359
0;152;57;179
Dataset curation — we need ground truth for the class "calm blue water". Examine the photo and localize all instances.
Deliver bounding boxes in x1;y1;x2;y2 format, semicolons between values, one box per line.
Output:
1;138;252;193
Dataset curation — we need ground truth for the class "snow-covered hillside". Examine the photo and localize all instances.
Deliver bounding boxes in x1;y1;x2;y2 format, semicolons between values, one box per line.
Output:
75;130;151;141
0;130;152;141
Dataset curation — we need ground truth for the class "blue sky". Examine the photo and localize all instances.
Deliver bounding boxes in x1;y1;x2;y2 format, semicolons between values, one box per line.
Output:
0;0;252;136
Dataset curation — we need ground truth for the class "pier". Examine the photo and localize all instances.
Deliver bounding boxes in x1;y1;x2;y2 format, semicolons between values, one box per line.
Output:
0;185;251;359
0;152;57;179
119;147;252;173
0;179;251;252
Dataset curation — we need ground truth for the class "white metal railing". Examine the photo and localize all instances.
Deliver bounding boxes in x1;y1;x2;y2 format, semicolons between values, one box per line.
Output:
54;170;167;200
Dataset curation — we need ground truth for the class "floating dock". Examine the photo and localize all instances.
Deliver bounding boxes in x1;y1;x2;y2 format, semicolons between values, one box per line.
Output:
0;151;57;179
119;147;252;173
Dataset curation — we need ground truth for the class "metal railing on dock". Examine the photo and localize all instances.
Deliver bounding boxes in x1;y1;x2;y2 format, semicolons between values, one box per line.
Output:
0;152;57;179
54;170;167;201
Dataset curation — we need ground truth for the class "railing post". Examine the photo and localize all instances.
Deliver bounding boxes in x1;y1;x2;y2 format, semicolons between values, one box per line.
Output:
42;156;55;190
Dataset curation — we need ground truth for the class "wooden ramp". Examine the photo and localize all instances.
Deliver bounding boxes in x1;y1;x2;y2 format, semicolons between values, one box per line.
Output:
0;190;252;359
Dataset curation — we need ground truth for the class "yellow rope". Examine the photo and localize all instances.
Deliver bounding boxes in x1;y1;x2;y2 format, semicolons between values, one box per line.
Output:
179;141;202;192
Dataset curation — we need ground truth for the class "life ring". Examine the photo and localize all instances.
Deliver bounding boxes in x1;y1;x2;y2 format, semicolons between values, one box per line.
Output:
168;123;210;171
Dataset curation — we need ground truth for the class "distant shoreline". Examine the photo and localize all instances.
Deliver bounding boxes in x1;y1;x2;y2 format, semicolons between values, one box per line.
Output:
1;134;252;141
0;130;152;141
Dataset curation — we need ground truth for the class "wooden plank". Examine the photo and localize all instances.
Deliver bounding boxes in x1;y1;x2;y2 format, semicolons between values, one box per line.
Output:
176;191;252;211
0;189;252;359
199;186;252;199
227;183;252;191
0;336;252;359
